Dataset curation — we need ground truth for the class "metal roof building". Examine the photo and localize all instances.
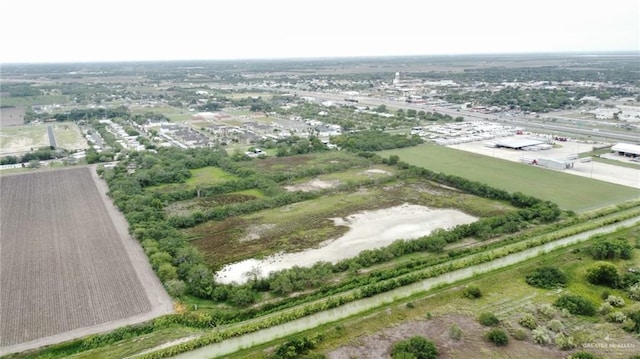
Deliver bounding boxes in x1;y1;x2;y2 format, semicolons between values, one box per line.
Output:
612;143;640;157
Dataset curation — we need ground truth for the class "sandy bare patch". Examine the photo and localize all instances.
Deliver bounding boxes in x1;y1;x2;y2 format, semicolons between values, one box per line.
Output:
284;178;341;192
363;169;391;175
240;223;276;242
214;204;477;284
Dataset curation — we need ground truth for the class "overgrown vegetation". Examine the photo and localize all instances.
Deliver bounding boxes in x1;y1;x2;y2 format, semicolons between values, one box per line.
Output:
525;266;568;289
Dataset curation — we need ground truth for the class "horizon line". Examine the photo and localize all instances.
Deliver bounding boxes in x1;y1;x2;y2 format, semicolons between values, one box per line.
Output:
2;50;639;66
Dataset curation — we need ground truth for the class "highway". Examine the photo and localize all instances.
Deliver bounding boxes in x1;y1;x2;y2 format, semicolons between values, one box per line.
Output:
285;90;640;144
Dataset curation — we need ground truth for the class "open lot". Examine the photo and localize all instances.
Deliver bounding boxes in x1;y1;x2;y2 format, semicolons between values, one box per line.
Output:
0;124;49;155
0;167;172;354
379;144;640;212
0;123;87;156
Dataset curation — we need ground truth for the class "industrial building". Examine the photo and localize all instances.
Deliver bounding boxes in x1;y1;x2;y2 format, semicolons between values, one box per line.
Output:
492;138;552;151
611;143;640;158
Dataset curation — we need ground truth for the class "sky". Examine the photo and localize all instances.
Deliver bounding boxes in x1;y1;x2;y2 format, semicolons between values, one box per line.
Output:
1;0;638;63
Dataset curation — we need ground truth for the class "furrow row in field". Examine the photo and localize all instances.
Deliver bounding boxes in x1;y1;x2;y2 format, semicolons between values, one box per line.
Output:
0;168;153;348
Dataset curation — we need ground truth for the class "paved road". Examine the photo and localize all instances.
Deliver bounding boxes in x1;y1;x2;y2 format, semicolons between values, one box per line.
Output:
46;125;57;147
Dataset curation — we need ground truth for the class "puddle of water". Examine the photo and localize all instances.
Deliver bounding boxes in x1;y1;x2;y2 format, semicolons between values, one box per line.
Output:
215;204;477;284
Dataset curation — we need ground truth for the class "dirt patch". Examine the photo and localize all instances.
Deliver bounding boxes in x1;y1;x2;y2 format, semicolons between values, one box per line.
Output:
284;178;341;192
328;314;569;359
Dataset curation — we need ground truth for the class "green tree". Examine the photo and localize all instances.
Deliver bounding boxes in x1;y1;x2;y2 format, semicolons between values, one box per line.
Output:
186;263;215;298
164;279;186;296
228;287;257;307
157;263;178;281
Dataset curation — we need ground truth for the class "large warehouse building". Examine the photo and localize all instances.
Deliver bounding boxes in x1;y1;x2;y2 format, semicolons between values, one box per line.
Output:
492;138;552;151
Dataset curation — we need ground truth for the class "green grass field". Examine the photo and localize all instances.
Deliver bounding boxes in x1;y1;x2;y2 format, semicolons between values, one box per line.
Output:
379;144;640;212
149;167;239;193
185;167;238;187
129;105;193;122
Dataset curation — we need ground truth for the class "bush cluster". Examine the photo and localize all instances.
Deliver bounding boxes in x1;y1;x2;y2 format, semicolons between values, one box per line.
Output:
485;328;509;346
479;312;500;326
525;266;568;289
391;336;438;359
554;295;596;316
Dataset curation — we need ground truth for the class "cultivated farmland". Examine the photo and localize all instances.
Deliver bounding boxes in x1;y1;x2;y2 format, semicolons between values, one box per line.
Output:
0;167;172;354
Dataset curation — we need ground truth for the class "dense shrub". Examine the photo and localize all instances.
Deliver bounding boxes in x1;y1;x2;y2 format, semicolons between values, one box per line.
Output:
537;303;557;319
547;319;564;333
479;312;500;326
624;311;640;333
486;328;509;346
518;313;537;329
554;295;596;316
532;326;552;345
554;333;575;350
525;266;568;289
607;311;627;323
598;302;613;315
620;270;640;290
391;336;438;359
589;238;633;260
586;263;621;288
628;283;640;300
462;286;482;299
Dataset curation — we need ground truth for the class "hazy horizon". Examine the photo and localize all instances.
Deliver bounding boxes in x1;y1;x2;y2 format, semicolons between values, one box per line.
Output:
2;50;638;67
1;0;638;64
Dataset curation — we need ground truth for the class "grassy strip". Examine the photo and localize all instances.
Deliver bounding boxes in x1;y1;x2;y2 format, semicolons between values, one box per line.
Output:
379;143;640;211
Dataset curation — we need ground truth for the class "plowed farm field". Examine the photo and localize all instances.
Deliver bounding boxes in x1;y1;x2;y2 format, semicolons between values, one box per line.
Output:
0;167;171;354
